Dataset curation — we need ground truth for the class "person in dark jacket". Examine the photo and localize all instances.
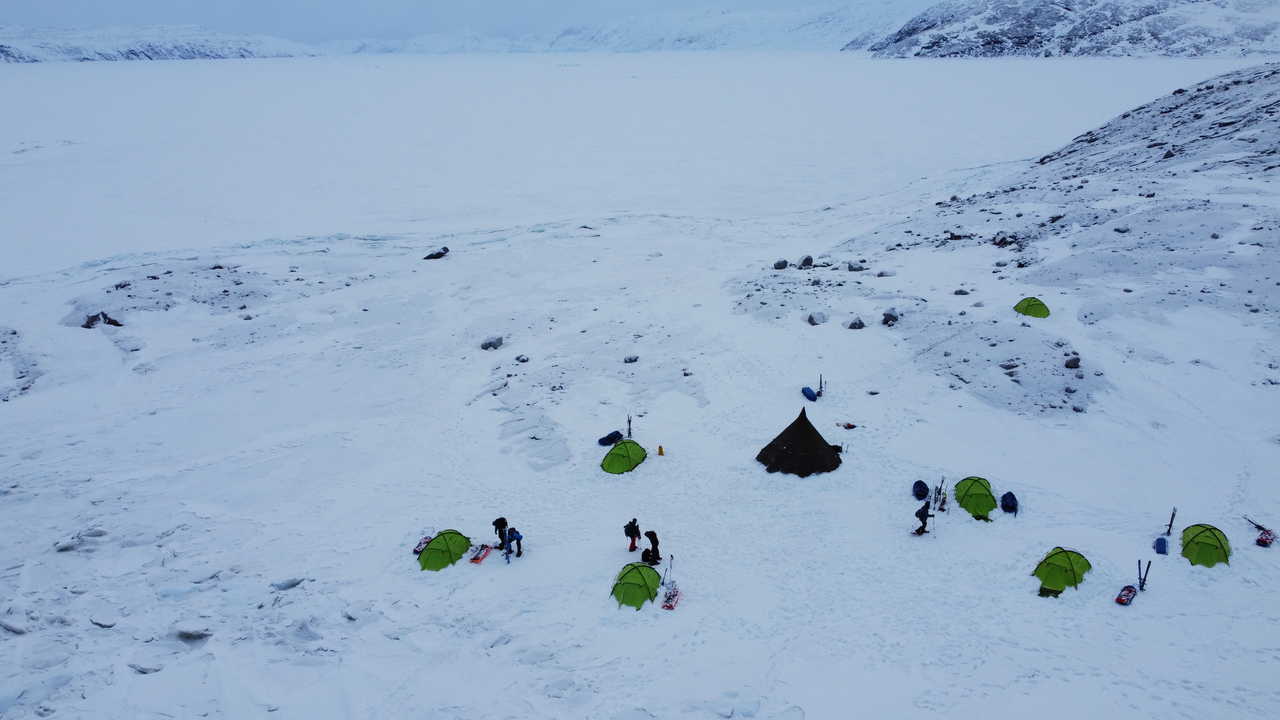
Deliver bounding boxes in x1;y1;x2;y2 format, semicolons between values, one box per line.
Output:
493;517;508;550
624;519;641;552
914;501;935;535
504;527;523;560
642;530;661;565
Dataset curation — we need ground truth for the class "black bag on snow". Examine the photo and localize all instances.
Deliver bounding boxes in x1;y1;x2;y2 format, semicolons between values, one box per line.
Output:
1001;491;1018;515
912;480;930;501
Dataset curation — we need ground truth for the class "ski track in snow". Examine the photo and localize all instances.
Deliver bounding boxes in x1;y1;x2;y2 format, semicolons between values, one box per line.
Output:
1;60;1279;720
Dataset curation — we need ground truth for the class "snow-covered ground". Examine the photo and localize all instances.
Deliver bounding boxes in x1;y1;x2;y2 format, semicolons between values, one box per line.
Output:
1;54;1278;719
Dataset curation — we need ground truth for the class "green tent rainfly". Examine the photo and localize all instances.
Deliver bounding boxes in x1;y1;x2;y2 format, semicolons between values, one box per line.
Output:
1013;297;1051;318
954;476;998;520
418;529;471;571
1181;524;1231;567
1032;547;1092;591
602;439;647;475
612;562;661;610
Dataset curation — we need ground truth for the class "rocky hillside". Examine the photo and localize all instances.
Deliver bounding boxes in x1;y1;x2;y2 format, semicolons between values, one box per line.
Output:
0;25;316;63
739;62;1279;415
863;0;1280;57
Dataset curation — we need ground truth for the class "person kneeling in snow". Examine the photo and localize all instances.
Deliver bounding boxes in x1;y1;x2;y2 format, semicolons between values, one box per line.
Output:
504;527;523;559
641;530;661;566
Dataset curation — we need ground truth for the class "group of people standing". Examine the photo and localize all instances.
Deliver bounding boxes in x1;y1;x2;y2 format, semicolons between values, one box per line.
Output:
487;516;662;566
625;518;661;566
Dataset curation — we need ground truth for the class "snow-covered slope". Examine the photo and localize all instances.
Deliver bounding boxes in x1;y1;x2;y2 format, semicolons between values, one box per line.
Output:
865;0;1280;57
332;3;937;54
543;3;937;52
0;25;316;63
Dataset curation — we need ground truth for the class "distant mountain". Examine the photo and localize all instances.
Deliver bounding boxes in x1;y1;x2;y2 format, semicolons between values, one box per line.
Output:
862;0;1280;57
336;3;937;55
542;3;937;52
0;25;317;63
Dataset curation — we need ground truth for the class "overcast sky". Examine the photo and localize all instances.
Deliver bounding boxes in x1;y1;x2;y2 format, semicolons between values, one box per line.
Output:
2;0;806;41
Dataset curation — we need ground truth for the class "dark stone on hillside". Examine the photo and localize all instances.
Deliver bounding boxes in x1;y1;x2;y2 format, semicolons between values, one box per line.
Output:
1065;356;1081;369
848;263;866;272
876;270;896;278
882;309;899;327
807;312;828;326
773;259;788;270
799;256;814;269
515;355;529;363
423;247;450;260
848;317;866;330
81;312;123;329
954;289;970;295
481;336;504;351
1114;227;1131;234
624;355;639;364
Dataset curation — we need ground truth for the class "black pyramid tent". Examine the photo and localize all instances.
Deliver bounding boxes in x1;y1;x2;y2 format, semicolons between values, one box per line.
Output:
756;408;842;477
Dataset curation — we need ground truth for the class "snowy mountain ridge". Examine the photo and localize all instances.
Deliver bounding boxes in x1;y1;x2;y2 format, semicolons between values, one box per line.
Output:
0;25;317;63
865;0;1280;56
3;4;935;63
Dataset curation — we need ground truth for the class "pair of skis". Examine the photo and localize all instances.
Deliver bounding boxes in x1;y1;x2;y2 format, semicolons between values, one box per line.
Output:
1243;516;1275;548
660;555;681;610
1116;560;1151;606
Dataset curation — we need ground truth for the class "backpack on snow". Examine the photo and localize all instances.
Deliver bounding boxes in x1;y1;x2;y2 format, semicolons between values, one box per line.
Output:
1000;491;1018;516
912;480;930;501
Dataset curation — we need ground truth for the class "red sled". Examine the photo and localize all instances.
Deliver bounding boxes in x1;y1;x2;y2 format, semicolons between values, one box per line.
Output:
1115;585;1137;606
469;545;492;564
661;586;681;610
1257;530;1275;548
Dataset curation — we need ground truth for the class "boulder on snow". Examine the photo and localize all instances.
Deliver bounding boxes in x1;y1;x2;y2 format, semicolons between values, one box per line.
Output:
623;355;639;364
174;625;213;643
773;259;788;270
807;312;828;326
81;312;123;329
799;255;814;269
848;262;866;272
846;317;866;330
882;309;900;327
1065;356;1081;369
515;354;529;363
423;246;450;260
481;336;504;351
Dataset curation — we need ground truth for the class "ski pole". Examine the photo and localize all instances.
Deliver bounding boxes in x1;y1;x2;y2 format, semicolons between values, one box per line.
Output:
1165;507;1177;536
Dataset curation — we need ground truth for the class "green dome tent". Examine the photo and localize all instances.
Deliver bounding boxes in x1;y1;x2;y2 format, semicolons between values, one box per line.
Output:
418;529;471;571
1181;524;1230;567
1032;547;1092;591
954;476;998;520
1013;297;1051;318
612;562;661;610
602;439;647;475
